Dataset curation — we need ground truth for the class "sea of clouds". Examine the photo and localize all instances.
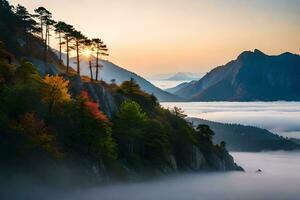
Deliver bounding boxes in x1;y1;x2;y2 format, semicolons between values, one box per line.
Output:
161;101;300;138
4;152;300;200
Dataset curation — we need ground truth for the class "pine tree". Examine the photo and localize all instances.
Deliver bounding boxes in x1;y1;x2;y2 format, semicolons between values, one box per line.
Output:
71;30;86;75
34;7;49;42
84;39;94;81
15;5;38;48
91;38;108;81
34;7;54;61
54;21;67;63
60;23;74;72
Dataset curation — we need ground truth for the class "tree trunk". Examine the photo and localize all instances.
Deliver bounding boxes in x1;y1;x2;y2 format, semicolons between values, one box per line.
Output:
96;51;99;81
47;29;50;47
40;18;43;41
44;25;48;62
59;32;62;63
76;40;80;75
24;27;28;52
89;60;93;82
66;37;69;72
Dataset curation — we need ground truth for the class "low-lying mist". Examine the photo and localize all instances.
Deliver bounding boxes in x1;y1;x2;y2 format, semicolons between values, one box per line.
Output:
161;101;300;138
2;152;300;200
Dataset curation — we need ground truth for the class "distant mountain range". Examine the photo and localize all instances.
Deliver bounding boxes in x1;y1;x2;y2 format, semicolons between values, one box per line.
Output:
166;72;202;81
148;72;203;81
169;49;300;101
190;118;300;152
56;51;181;102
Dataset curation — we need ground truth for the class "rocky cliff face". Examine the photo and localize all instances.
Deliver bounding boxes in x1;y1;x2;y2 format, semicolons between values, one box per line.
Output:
183;145;242;172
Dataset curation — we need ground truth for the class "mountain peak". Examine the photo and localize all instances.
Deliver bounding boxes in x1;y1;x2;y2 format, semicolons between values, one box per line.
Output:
253;49;266;56
238;49;266;60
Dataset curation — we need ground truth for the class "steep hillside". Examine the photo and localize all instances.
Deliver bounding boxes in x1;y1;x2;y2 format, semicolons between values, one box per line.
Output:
0;0;242;186
165;80;196;94
174;49;300;101
190;118;300;152
59;52;181;102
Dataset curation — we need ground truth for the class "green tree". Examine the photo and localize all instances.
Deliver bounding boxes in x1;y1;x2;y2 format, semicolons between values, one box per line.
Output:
56;96;117;167
1;84;41;118
171;106;187;118
15;4;38;48
120;78;141;95
113;100;147;157
15;59;41;84
195;124;215;152
196;124;214;141
143;119;171;167
0;42;14;85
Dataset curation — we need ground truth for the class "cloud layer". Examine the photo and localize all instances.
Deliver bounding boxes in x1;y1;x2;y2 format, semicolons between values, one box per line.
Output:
161;102;300;138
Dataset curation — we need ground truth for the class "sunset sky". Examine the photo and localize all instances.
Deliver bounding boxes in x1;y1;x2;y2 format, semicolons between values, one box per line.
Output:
10;0;300;76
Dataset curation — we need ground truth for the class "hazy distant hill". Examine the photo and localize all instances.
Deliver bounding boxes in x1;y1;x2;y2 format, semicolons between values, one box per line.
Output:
190;118;300;152
57;52;181;102
148;72;203;81
165;80;196;93
166;72;201;81
173;49;300;101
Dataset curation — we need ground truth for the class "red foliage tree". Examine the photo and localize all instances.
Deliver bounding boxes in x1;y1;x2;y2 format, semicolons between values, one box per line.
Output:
80;90;108;122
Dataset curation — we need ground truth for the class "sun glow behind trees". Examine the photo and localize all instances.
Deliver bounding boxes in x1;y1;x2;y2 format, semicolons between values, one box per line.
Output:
11;3;109;81
83;48;92;57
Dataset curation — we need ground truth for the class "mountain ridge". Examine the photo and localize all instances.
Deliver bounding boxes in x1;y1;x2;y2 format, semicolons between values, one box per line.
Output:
189;118;300;152
172;49;300;101
56;51;181;102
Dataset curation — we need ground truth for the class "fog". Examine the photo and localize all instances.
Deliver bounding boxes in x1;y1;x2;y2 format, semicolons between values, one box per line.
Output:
3;152;300;200
161;102;300;138
3;102;300;199
149;80;186;89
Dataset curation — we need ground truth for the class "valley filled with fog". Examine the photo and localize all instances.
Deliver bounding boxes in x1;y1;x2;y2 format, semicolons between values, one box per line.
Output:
4;151;300;200
161;101;300;138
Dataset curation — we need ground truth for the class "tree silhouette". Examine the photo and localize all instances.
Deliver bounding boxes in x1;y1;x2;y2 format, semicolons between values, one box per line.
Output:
171;106;187;118
61;23;74;72
220;141;226;149
34;7;48;41
54;21;66;63
44;17;55;61
34;7;54;61
15;5;38;49
91;38;108;81
196;124;214;141
71;30;86;75
84;38;94;81
120;78;141;95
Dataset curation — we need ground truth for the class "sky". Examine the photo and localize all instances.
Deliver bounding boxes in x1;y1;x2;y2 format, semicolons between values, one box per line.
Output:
9;0;300;76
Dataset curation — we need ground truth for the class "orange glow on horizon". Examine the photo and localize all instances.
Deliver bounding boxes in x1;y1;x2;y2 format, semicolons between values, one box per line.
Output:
10;0;300;76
